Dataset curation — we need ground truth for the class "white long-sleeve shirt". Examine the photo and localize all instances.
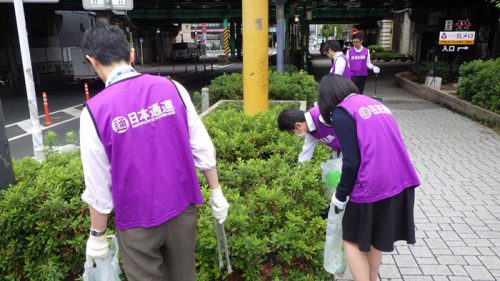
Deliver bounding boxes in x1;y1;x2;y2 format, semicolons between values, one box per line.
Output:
346;46;374;70
297;111;340;162
329;52;348;75
80;65;216;214
298;112;319;162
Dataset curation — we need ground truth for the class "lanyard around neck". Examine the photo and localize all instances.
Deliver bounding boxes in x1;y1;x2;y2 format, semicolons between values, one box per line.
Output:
107;67;136;87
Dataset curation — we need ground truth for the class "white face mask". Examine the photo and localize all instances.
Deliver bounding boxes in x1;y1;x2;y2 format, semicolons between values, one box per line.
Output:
295;132;306;137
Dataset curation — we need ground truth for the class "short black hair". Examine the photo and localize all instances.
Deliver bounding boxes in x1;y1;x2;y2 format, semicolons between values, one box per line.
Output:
81;23;131;66
323;40;341;53
277;109;306;131
352;32;364;41
317;74;359;124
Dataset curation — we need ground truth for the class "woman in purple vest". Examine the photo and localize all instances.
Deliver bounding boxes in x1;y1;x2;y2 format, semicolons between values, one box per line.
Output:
347;32;380;94
317;74;420;281
80;24;229;281
277;106;340;162
324;40;351;79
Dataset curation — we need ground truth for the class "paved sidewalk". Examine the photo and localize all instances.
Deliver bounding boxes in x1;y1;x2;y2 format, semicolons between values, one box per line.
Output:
335;75;500;281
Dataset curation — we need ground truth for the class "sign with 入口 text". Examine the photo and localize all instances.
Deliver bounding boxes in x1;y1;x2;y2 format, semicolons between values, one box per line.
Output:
438;31;475;45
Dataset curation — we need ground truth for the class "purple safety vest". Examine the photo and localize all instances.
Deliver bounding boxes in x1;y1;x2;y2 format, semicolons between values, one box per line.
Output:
308;106;340;151
348;47;368;77
337;94;420;203
330;54;351;80
86;74;203;230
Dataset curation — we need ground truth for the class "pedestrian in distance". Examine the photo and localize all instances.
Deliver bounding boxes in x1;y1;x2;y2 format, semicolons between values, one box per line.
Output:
80;24;229;281
323;40;352;80
317;74;420;281
277;106;340;162
320;39;326;55
347;32;380;94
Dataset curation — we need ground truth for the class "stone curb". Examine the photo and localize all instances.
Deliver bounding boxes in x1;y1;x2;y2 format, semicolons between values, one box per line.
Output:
394;72;500;125
199;100;307;119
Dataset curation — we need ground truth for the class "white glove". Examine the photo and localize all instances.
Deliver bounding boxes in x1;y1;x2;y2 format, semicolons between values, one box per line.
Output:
85;234;110;267
373;66;380;74
210;187;229;224
331;194;348;213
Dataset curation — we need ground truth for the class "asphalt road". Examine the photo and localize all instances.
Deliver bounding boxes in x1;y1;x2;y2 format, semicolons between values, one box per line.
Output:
1;56;414;160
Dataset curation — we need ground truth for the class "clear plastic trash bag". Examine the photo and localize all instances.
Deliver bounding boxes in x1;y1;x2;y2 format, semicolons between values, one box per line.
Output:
321;153;343;199
324;203;347;276
83;235;121;281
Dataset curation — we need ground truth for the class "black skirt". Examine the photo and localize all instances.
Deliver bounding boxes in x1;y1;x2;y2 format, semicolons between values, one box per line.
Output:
342;187;416;252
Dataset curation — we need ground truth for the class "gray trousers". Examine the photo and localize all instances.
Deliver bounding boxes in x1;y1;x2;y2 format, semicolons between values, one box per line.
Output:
116;204;198;281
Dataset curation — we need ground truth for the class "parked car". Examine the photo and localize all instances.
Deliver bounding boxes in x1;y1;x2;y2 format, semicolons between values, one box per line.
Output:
172;42;200;61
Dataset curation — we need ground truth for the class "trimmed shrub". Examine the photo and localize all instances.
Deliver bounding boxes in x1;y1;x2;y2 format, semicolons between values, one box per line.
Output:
372;51;404;59
410;61;460;84
367;45;385;53
197;103;332;280
207;73;244;105
207;71;318;108
0;103;333;280
458;58;500;114
0;151;89;280
191;91;203;113
269;64;299;74
367;45;405;60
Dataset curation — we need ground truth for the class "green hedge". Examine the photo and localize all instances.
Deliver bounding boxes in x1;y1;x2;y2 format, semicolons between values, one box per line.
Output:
198;103;332;280
372;52;404;59
458;58;500;114
207;71;318;108
366;45;404;59
0;151;89;280
0;103;333;280
367;45;385;53
269;64;299;74
410;61;460;84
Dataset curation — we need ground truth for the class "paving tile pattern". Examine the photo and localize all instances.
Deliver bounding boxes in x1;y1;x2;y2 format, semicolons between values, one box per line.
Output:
334;77;500;281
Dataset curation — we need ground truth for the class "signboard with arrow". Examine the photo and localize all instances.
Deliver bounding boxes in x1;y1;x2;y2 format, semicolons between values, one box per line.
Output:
438;18;475;54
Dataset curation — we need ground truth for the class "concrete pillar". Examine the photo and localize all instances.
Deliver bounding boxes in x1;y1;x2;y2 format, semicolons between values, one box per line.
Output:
201;87;209;112
223;18;230;57
242;0;268;115
379;19;393;50
399;10;411;55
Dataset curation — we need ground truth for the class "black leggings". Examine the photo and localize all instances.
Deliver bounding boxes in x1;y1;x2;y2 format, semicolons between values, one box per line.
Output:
351;76;367;94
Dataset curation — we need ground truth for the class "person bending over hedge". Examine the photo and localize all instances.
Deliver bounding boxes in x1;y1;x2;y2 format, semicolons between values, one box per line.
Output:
317;74;420;281
277;106;340;162
79;24;229;281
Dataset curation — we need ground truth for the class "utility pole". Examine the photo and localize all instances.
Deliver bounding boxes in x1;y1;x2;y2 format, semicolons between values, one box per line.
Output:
13;0;45;161
242;0;269;115
274;0;287;74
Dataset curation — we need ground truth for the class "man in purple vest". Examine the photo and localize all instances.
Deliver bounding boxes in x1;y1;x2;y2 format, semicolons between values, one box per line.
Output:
323;40;351;79
347;32;380;94
80;24;229;281
277;106;340;162
317;75;420;281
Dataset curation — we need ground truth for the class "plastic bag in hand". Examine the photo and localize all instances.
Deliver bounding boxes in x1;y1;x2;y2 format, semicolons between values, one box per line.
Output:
83;235;121;281
321;153;343;198
324;202;347;276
